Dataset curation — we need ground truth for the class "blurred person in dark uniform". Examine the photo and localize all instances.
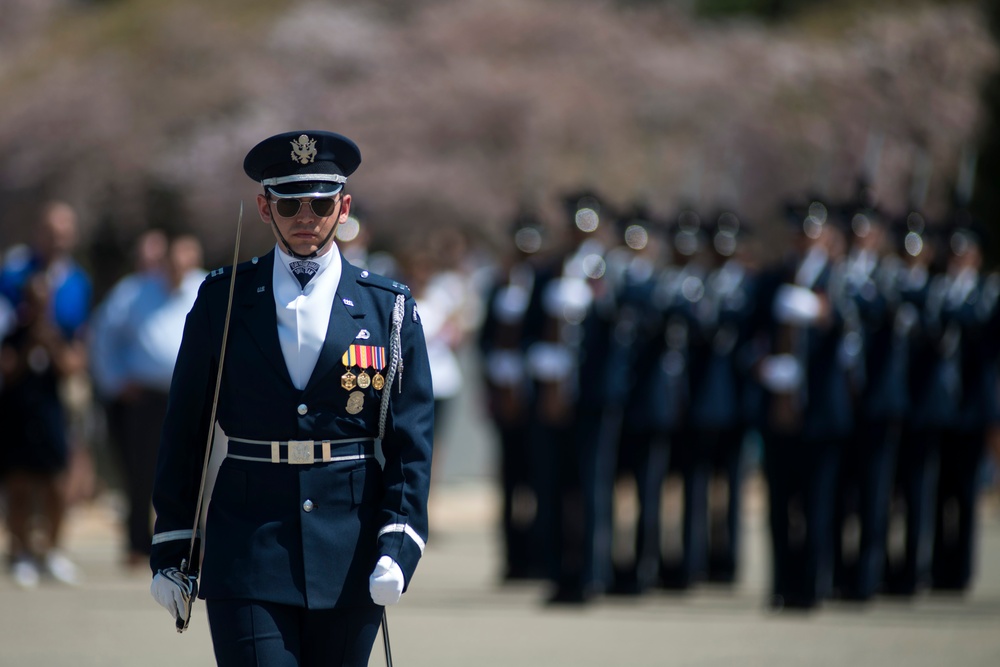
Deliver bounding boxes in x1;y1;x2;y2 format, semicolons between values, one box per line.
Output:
883;212;947;596
148;131;434;667
751;201;853;610
657;207;713;590
527;191;611;604
697;210;760;585
479;205;546;581
604;204;673;595
930;221;999;592
89;233;205;569
0;201;91;588
831;202;906;602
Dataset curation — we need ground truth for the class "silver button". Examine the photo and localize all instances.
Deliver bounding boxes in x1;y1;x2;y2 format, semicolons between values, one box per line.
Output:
361;270;369;278
297;403;308;415
252;256;259;264
302;499;315;513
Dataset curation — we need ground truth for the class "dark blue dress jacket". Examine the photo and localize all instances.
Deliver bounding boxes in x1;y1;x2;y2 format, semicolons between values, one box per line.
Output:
150;250;434;610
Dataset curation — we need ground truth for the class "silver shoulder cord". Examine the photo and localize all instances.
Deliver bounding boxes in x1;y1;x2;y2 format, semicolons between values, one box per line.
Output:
177;202;243;633
377;293;406;441
377;294;404;665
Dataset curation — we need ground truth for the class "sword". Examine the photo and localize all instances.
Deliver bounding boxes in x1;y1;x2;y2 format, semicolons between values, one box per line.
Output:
381;609;393;667
176;202;244;632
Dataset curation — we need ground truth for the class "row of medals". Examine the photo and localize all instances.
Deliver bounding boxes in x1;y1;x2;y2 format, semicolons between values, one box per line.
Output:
342;367;384;415
342;368;385;391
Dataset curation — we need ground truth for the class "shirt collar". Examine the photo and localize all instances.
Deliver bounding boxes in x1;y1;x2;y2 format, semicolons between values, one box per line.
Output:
274;243;342;293
276;243;338;274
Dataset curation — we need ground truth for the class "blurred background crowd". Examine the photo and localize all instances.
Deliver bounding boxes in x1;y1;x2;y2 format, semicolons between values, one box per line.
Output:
2;0;1000;621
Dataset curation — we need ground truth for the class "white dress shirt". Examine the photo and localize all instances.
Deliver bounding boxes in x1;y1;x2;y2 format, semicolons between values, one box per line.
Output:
273;245;342;390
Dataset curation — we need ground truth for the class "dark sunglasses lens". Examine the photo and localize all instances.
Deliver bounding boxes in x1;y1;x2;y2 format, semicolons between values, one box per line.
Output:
274;199;301;217
310;198;336;217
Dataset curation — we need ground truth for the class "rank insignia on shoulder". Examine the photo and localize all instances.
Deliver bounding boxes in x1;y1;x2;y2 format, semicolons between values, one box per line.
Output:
392;281;409;292
209;267;226;278
257;286;266;293
412;303;421;323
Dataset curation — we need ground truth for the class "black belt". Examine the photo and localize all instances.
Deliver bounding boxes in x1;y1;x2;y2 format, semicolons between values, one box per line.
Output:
226;437;376;465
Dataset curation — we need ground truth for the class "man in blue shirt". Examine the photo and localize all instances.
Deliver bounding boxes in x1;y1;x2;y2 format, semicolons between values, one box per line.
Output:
90;233;205;568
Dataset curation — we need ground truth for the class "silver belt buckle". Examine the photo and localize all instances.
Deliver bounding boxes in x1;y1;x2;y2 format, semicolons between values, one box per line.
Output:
287;440;315;465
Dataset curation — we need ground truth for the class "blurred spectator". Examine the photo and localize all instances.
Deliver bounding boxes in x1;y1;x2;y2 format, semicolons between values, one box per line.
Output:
0;201;91;587
397;228;482;482
89;233;205;569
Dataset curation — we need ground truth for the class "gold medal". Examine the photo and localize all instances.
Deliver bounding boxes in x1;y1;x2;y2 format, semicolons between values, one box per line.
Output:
346;390;364;414
369;346;387;391
357;370;371;389
341;348;358;391
341;371;357;391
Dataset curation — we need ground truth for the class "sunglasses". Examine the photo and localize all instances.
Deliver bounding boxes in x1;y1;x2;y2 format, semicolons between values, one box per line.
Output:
271;196;339;218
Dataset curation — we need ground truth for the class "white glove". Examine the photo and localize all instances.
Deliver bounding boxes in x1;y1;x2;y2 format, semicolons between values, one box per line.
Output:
151;568;195;623
759;354;803;393
369;555;405;606
773;284;823;326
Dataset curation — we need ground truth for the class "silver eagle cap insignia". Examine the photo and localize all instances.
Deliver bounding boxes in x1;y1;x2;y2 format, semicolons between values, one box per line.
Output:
290;135;317;165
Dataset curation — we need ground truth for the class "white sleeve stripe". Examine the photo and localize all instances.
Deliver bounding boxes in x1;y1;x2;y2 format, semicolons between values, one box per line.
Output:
378;523;426;554
151;529;200;545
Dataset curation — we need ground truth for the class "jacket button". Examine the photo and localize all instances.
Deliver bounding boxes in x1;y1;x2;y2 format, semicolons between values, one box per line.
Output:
297;403;308;415
303;499;315;513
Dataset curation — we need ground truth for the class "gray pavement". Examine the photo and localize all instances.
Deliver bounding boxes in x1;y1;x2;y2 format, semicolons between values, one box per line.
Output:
1;479;1000;666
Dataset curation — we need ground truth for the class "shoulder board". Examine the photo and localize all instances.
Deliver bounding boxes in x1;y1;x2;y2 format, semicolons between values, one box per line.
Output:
203;257;261;285
356;270;411;296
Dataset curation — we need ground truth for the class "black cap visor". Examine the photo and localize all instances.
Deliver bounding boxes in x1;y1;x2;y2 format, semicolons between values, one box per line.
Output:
266;180;344;198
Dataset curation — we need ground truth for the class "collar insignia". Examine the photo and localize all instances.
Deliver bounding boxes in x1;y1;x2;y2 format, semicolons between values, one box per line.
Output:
257;286;266;293
342;298;355;307
290;134;317;165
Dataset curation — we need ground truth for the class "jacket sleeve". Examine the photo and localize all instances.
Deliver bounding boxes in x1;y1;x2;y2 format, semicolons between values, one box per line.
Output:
375;293;435;589
149;282;218;575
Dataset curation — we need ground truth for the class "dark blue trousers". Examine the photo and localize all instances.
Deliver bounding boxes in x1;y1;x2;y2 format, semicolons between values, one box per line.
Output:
933;428;987;591
885;426;940;595
708;427;746;583
764;432;841;608
206;599;382;667
833;419;899;600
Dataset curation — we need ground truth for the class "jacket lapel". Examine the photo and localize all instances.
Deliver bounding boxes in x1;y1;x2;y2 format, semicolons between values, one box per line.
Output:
237;250;295;387
304;257;367;393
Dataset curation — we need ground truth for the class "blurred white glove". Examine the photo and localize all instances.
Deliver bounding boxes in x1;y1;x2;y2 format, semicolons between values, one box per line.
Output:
773;284;823;326
151;568;195;623
369;556;405;606
759;354;803;393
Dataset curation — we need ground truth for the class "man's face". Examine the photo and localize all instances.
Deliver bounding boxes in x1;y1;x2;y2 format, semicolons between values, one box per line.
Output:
257;192;350;257
36;202;78;259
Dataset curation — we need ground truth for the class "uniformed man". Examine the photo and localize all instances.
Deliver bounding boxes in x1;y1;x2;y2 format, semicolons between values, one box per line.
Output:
478;205;546;581
883;212;945;596
658;207;713;590
148;131;434;667
605;204;672;595
752;200;853;610
697;210;759;585
528;190;612;604
832;203;904;601
931;220;999;592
